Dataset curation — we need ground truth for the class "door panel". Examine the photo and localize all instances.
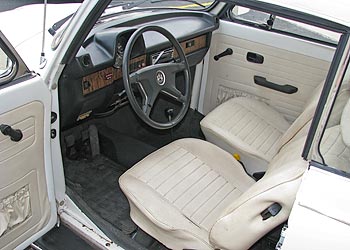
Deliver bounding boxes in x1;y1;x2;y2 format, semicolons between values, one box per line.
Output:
202;20;335;122
0;33;56;250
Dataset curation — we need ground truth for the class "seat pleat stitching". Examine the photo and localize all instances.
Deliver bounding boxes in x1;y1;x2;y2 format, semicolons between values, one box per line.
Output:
169;164;211;203
200;188;242;230
245;120;267;145
197;185;235;225
178;172;219;211
220;102;246;128
135;146;180;178
155;156;197;191
320;131;333;154
175;170;218;210
191;181;234;224
235;112;255;138
324;132;341;155
149;152;194;188
237;113;261;140
254;126;275;151
262;129;282;155
142;148;188;183
216;104;242;128
186;177;227;218
227;109;251;133
162;161;204;197
249;124;270;149
265;134;283;158
337;144;348;158
227;110;251;134
220;109;244;131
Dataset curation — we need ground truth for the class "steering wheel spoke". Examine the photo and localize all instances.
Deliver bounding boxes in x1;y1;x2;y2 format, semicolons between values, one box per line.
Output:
136;81;160;117
169;61;187;74
123;25;191;129
162;86;186;104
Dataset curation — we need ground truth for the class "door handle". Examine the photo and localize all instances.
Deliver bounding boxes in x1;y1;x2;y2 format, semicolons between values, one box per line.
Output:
214;48;233;61
247;52;264;64
0;124;23;142
254;76;298;94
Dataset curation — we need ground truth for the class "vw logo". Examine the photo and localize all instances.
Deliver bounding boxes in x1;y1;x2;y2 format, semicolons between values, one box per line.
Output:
156;70;166;86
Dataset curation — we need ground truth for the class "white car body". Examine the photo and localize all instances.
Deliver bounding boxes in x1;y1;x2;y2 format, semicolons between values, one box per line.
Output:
0;3;80;73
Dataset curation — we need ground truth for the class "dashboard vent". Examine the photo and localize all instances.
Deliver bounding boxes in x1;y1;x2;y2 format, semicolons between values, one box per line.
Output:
81;54;92;68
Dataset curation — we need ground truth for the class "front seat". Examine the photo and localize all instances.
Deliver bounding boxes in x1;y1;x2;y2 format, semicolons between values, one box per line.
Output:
120;97;350;250
200;80;350;173
120;137;307;249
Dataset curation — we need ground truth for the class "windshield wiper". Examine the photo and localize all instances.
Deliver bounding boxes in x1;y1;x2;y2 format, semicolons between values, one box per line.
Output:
48;13;74;36
123;0;206;10
48;1;131;36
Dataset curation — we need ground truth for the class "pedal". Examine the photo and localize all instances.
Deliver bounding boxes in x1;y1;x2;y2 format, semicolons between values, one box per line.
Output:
64;134;77;159
88;125;100;157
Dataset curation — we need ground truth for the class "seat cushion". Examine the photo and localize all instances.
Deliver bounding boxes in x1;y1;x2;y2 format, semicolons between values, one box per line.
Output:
200;97;290;172
119;138;255;250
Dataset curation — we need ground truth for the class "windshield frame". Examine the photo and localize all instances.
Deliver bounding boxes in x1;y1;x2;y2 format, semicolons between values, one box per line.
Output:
52;0;218;50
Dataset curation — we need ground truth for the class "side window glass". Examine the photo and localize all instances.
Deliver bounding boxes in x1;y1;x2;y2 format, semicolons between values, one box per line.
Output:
273;17;340;44
0;47;14;78
230;6;272;29
0;45;17;85
318;64;350;173
229;5;340;45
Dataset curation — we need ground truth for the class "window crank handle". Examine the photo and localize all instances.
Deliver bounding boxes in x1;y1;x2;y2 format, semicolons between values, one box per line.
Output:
0;124;23;142
214;48;233;61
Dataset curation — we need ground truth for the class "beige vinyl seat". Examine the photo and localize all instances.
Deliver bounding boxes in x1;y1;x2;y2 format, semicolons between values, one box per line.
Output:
200;82;350;174
119;97;350;250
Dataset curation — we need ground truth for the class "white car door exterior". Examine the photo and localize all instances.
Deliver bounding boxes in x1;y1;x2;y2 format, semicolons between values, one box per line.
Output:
0;32;56;250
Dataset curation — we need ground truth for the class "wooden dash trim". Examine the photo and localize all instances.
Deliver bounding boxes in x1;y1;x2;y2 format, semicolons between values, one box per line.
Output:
82;55;146;95
174;34;207;58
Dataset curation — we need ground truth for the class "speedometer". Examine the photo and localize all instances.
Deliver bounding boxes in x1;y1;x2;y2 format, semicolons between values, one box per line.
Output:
114;36;127;68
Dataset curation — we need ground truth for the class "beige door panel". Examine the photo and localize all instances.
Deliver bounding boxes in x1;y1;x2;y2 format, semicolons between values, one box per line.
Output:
0;101;51;250
0;116;35;162
203;26;333;122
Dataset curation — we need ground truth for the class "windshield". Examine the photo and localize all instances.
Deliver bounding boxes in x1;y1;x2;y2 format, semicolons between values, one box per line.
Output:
108;0;214;11
51;0;215;49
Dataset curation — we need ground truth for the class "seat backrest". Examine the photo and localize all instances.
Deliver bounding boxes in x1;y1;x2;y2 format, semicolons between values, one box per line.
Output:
278;76;350;150
209;98;350;250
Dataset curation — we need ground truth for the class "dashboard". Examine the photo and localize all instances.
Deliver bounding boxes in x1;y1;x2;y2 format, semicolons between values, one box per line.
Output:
59;10;219;129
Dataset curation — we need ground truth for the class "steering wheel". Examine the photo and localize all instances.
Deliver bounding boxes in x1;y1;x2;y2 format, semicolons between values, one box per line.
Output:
122;26;191;130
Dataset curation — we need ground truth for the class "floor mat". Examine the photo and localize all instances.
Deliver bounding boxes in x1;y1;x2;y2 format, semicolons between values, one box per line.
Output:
98;125;157;168
64;155;137;235
101;106;205;149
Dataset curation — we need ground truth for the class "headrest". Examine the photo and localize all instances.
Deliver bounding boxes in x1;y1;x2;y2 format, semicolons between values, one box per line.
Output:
341;98;350;147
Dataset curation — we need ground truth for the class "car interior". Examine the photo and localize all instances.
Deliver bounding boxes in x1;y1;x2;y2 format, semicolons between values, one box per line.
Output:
47;1;350;250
